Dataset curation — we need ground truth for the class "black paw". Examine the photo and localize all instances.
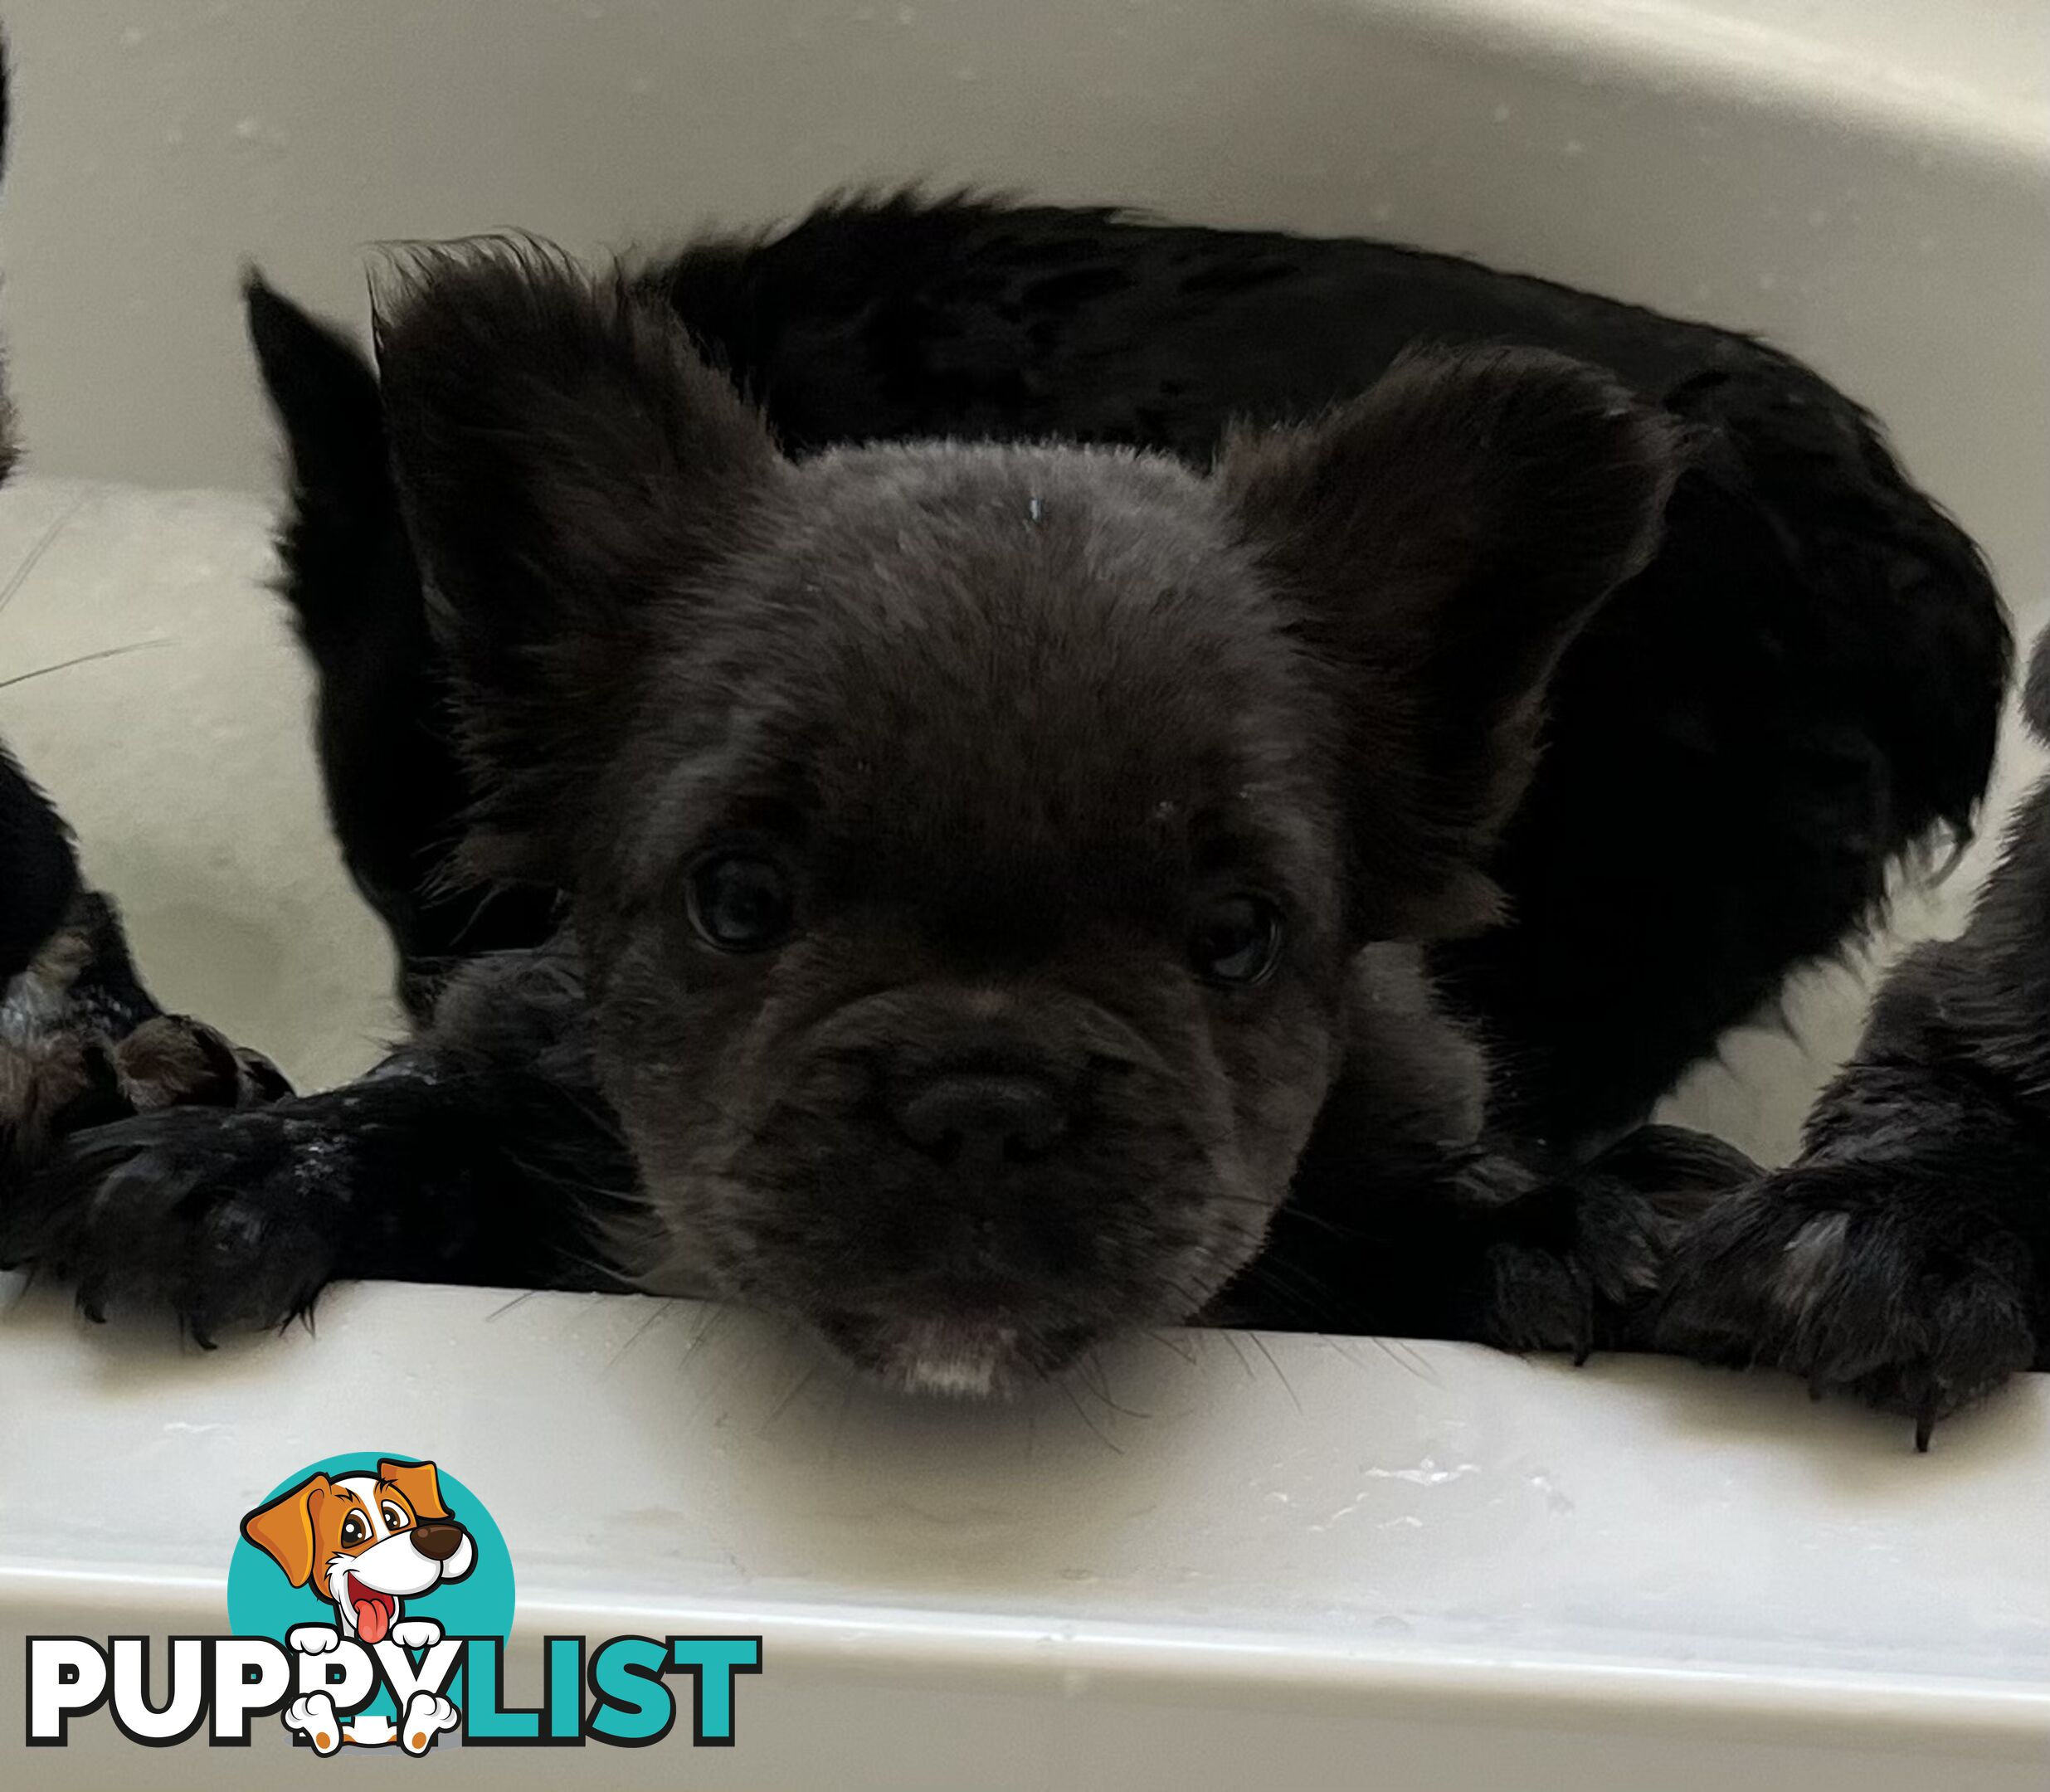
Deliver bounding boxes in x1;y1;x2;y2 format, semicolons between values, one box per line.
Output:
0;889;290;1164
0;1103;348;1342
1463;1127;1755;1358
1658;1164;2041;1447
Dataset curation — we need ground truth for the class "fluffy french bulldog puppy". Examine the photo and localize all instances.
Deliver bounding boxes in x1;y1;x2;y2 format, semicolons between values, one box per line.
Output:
5;245;1762;1389
1662;626;2050;1446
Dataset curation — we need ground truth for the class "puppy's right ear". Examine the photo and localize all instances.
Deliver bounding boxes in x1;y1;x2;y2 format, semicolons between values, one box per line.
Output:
372;241;783;880
241;1473;329;1589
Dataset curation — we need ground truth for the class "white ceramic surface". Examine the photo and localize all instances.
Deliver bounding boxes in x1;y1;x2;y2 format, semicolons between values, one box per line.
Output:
2;1281;2047;1789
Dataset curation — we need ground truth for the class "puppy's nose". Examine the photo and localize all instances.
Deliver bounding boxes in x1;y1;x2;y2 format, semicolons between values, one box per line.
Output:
410;1521;465;1562
894;1073;1066;1168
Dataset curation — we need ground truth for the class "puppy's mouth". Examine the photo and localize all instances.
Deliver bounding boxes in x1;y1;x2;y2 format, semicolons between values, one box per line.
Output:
345;1574;397;1644
816;1306;1096;1398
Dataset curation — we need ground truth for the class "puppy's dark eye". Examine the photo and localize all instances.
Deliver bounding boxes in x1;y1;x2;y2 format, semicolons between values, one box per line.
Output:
380;1502;409;1531
686;853;794;952
339;1512;368;1546
1191;894;1285;986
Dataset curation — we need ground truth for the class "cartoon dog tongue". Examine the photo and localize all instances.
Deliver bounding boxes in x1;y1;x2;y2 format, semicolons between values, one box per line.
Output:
350;1580;393;1643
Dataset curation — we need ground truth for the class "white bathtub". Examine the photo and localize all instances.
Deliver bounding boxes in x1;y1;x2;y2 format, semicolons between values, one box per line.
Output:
0;2;2045;1785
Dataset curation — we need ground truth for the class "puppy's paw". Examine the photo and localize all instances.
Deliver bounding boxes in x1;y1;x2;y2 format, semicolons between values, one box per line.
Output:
287;1624;342;1656
1659;1165;2040;1446
0;1104;350;1342
1463;1127;1752;1360
284;1692;343;1754
1467;1181;1668;1359
388;1618;444;1650
401;1692;460;1755
0;890;290;1166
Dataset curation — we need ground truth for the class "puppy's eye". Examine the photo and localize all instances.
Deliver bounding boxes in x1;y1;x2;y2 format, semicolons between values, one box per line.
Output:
380;1502;410;1531
1191;894;1285;986
685;853;795;952
339;1512;368;1546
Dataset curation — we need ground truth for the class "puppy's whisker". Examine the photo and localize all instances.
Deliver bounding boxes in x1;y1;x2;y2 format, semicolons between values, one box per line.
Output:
758;1357;824;1434
0;639;168;692
1078;1346;1150;1419
603;1296;677;1371
1145;1327;1199;1366
1058;1379;1125;1455
1249;1331;1303;1412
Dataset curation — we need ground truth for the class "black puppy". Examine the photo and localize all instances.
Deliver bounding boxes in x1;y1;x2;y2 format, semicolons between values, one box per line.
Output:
6;244;1785;1389
243;196;2008;1154
1662;626;2050;1444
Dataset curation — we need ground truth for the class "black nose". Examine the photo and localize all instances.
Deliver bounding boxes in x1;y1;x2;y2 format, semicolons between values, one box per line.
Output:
410;1521;465;1562
893;1072;1067;1167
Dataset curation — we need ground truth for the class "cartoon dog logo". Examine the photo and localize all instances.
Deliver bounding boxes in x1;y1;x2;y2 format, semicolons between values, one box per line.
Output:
240;1457;475;1753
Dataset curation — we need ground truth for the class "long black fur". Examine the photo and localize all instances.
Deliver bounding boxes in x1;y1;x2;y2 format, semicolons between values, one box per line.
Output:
1661;626;2050;1444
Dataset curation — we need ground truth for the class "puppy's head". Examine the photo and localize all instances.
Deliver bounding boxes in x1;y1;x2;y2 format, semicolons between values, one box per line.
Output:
241;1459;475;1643
374;243;1676;1393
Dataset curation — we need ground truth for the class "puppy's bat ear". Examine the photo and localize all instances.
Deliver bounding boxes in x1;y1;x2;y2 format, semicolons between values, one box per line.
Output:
241;1473;330;1590
1219;346;1680;939
371;238;783;880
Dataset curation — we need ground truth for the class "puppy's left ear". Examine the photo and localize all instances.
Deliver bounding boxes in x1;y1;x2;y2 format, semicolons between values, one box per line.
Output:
373;240;785;882
1220;346;1679;938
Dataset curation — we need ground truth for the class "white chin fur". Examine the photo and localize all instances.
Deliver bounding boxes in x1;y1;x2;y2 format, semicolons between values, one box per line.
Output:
883;1322;1020;1398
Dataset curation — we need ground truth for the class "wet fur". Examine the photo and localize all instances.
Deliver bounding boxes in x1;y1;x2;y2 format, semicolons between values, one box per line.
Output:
1661;628;2050;1442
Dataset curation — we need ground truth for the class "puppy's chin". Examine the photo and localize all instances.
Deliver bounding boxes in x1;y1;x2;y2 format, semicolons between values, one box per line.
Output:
816;1307;1098;1399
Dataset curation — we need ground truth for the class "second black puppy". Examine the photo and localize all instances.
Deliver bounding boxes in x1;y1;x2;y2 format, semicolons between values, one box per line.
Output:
5;246;1750;1388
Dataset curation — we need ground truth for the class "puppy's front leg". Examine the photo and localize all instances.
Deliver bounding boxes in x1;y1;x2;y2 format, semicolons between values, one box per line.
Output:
1261;1124;1755;1358
1660;1059;2047;1444
0;1047;637;1341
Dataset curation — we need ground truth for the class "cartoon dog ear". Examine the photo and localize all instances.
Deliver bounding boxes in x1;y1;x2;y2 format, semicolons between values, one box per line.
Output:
241;1473;331;1589
377;1458;451;1523
1218;345;1679;940
371;238;785;886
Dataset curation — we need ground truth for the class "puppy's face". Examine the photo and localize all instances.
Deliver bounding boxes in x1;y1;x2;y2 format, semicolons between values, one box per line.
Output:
375;246;1676;1391
586;449;1350;1390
